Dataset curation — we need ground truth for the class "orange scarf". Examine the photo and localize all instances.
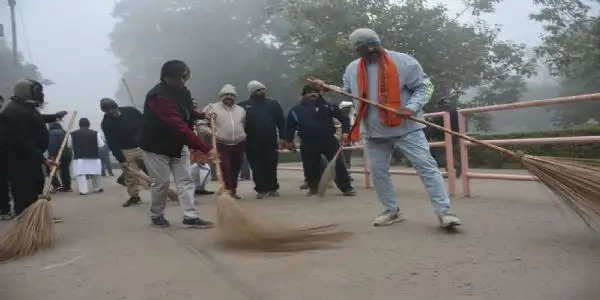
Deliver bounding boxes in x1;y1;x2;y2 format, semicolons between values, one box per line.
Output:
349;50;402;142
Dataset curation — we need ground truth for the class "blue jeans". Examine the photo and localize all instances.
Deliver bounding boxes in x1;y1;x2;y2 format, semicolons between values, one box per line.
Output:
365;130;452;216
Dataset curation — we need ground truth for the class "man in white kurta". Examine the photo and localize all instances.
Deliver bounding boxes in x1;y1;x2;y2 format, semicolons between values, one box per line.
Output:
70;118;104;195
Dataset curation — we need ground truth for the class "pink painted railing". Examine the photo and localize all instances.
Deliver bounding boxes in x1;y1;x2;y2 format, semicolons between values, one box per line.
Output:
458;93;600;197
278;111;458;196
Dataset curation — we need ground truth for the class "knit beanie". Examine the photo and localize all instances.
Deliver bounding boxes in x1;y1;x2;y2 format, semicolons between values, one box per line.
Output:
247;80;266;95
100;98;118;112
349;28;381;49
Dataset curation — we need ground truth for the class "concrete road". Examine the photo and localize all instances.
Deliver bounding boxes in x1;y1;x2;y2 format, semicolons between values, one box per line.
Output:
1;168;599;300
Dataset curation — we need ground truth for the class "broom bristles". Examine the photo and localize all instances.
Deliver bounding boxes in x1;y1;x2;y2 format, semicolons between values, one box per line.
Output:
521;155;600;231
216;192;350;251
317;157;338;197
317;146;343;197
0;198;55;262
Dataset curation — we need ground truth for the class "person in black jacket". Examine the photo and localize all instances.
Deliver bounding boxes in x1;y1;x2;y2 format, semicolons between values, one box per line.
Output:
0;95;11;219
424;95;461;178
100;98;146;207
48;122;73;192
71;118;104;195
285;84;356;196
239;81;286;199
1;79;66;215
140;60;213;229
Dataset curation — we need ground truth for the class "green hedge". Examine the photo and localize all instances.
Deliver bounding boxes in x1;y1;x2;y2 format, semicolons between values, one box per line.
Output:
468;126;600;168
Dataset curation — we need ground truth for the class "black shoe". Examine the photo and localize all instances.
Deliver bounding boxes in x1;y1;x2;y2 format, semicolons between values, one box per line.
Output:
80;192;88;196
95;188;104;193
195;190;215;196
342;187;356;196
61;187;73;193
267;190;280;197
122;196;142;207
231;193;243;200
299;183;309;190
182;217;214;229
256;192;268;199
151;215;170;227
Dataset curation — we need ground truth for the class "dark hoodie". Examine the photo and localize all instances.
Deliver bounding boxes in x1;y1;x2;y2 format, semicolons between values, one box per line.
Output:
0;98;61;165
286;96;350;143
47;122;71;158
239;96;285;145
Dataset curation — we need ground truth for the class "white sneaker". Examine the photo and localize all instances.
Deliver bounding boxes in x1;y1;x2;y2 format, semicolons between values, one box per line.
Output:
373;210;405;226
439;214;462;228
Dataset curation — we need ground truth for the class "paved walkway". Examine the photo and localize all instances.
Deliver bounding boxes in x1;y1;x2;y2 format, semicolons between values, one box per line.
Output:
1;167;599;299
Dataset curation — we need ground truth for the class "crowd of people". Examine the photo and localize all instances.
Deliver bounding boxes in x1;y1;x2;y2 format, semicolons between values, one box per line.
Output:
0;28;461;230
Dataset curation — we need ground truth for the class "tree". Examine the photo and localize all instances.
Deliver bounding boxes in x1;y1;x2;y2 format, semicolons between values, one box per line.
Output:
468;75;527;131
0;40;44;104
110;0;298;110
268;0;536;108
531;0;600;87
462;0;600;126
530;0;600;126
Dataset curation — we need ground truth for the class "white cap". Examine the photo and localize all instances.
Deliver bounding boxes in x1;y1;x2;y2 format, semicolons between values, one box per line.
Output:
218;84;237;97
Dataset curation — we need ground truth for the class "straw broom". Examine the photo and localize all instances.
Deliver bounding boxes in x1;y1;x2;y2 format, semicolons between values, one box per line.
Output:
317;141;344;197
0;111;77;261
209;116;350;250
123;166;178;202
315;80;600;231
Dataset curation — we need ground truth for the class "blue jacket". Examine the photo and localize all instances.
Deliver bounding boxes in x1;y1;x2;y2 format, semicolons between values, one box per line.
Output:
286;96;350;143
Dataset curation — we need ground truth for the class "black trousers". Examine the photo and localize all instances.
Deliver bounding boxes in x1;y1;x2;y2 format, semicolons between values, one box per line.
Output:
240;153;251;180
301;137;352;192
429;136;461;177
49;151;72;189
0;165;10;214
7;161;44;215
246;140;279;193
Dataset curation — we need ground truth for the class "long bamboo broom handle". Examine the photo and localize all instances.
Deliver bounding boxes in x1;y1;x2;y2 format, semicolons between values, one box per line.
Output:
321;84;519;159
209;114;227;190
42;111;78;196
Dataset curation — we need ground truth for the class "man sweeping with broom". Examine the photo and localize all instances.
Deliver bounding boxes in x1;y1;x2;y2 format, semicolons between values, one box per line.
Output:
1;79;67;216
284;85;356;197
140;60;214;228
311;28;461;228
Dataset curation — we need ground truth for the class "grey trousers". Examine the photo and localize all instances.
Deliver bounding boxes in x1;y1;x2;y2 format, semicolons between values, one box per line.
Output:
365;130;452;216
143;147;199;219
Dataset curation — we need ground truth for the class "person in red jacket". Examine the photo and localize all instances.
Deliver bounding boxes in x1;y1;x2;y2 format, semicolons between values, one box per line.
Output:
140;60;214;228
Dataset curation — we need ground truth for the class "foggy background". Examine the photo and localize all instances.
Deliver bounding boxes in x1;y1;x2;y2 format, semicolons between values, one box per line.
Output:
0;0;597;133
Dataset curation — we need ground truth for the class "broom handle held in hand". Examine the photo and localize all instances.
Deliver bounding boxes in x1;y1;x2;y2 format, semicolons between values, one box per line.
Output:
209;116;227;188
323;84;518;159
43;111;78;195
